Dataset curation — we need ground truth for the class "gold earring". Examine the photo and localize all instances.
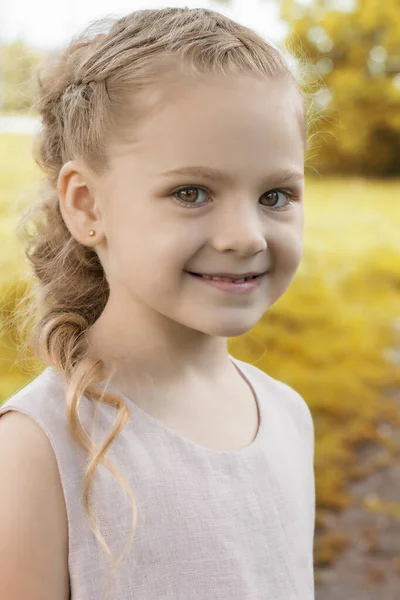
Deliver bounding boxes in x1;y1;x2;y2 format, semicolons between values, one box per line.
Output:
88;229;95;236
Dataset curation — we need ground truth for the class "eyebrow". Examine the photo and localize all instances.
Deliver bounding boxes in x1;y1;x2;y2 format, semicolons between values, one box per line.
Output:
160;166;304;184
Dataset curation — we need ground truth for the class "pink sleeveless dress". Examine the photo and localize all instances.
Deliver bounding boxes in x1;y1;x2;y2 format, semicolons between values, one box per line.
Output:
0;354;315;599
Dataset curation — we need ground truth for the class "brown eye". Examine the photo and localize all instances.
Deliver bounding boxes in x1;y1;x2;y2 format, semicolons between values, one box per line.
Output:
176;188;198;203
172;186;210;208
262;191;279;206
260;190;292;209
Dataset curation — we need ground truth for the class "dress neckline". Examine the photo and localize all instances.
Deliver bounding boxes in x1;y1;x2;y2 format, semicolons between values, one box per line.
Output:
104;354;268;459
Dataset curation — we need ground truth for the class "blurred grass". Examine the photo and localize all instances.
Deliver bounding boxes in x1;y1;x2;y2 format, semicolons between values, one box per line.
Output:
0;133;39;208
1;132;400;567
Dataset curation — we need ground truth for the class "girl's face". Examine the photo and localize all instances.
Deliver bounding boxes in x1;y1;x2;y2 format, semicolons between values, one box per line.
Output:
95;74;305;338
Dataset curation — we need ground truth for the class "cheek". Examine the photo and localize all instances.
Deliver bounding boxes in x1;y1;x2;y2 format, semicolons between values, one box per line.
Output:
286;237;303;271
112;224;195;287
272;223;303;269
273;234;303;296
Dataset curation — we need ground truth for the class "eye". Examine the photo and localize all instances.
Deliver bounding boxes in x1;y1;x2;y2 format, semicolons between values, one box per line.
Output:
260;189;295;210
171;185;297;210
172;186;210;208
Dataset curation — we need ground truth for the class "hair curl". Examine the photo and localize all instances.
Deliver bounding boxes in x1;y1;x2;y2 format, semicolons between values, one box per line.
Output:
12;6;317;598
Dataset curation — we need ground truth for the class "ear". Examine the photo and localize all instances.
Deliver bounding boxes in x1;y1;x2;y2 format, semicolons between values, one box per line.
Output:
57;160;105;247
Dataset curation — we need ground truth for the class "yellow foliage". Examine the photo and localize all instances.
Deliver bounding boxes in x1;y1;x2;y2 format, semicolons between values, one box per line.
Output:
281;0;400;176
314;531;350;567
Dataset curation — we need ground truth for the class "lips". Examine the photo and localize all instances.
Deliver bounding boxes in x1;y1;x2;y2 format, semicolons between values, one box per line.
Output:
190;273;259;283
187;270;268;282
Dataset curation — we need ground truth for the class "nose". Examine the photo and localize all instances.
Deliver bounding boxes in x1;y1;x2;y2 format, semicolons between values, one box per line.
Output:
211;205;267;257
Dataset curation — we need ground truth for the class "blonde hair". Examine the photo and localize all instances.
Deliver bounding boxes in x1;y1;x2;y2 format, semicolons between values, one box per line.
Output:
14;6;315;597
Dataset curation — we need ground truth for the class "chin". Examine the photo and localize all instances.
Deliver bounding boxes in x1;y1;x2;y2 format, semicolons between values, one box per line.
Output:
216;325;256;337
195;317;260;338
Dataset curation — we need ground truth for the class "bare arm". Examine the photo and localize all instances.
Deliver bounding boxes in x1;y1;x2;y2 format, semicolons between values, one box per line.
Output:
0;410;70;600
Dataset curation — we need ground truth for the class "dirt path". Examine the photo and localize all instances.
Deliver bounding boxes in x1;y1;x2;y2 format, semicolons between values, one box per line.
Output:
315;390;400;599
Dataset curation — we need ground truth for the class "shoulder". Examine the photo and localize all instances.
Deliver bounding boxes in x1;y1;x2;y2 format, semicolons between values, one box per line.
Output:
234;358;314;448
5;366;64;399
0;367;65;419
0;410;70;599
0;369;107;511
0;409;69;530
0;406;62;464
0;366;105;445
0;369;71;461
270;375;314;436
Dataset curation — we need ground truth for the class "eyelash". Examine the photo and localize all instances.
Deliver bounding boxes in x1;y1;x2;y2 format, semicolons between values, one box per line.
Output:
171;185;298;211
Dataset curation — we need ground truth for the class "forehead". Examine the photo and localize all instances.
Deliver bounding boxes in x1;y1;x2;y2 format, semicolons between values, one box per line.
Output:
107;74;305;177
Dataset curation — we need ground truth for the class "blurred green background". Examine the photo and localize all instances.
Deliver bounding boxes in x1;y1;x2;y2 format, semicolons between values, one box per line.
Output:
1;0;400;596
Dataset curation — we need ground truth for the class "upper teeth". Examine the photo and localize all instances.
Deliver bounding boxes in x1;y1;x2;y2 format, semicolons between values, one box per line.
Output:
201;275;254;283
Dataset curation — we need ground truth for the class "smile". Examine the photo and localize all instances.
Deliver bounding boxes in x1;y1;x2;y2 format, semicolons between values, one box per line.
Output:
186;271;267;294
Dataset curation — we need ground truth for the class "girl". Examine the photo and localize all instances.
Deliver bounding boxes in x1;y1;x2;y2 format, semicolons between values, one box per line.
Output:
0;7;315;600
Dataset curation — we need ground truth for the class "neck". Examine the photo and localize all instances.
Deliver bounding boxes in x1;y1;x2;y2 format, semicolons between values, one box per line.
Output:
86;293;232;389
